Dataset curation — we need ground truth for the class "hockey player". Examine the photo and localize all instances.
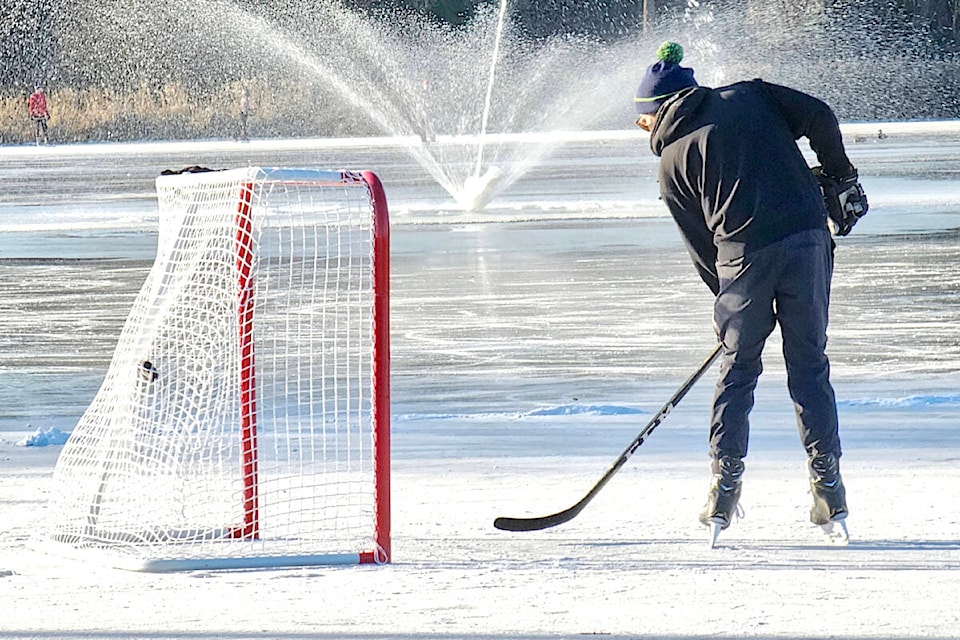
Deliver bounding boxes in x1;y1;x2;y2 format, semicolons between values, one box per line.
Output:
633;42;867;545
28;85;50;146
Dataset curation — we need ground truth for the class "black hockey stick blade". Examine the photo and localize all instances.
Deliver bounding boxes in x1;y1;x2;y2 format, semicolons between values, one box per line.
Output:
493;474;612;532
494;342;723;532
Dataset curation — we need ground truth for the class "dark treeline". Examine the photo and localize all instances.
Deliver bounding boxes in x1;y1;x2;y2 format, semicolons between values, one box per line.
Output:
1;0;959;142
340;0;960;40
2;0;959;90
0;0;56;89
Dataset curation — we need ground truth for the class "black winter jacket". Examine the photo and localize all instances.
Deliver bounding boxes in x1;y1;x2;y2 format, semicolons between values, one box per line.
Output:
648;79;855;295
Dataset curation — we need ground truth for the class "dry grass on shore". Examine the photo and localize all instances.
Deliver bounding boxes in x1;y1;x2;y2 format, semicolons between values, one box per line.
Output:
0;80;373;145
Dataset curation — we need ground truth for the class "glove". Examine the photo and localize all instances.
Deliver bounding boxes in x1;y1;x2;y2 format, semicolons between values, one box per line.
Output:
811;166;869;236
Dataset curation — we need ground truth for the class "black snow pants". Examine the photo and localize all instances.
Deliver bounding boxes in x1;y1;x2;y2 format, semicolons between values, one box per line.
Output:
709;227;841;462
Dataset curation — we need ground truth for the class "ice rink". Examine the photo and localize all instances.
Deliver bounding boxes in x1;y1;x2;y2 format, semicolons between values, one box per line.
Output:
2;125;960;639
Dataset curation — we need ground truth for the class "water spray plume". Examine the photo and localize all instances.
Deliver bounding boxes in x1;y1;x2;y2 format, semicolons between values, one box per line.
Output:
45;0;960;210
474;0;510;182
50;0;649;211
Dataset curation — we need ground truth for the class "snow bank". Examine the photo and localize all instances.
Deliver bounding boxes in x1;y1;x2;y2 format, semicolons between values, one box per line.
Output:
16;426;70;447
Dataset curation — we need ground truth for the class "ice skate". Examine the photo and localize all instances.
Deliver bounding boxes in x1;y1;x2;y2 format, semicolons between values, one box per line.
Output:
809;452;849;543
699;456;744;548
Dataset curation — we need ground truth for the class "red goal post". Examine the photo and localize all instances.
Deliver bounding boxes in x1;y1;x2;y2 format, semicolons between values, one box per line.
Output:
44;168;390;572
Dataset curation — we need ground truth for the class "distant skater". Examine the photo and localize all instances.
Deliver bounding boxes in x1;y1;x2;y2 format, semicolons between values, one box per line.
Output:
418;78;436;144
239;86;251;141
28;86;49;146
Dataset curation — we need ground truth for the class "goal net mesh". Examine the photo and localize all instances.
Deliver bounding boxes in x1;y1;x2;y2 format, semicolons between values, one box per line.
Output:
44;167;390;571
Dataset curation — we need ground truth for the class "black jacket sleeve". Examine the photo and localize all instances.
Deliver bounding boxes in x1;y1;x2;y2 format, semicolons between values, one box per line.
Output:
682;223;720;296
760;81;856;179
659;162;720;296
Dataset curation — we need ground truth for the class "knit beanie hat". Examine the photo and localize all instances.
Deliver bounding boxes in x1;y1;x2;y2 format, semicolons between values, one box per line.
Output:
634;41;698;115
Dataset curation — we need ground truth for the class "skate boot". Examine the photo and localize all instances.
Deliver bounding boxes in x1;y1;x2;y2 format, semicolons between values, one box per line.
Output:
809;452;849;543
700;456;744;547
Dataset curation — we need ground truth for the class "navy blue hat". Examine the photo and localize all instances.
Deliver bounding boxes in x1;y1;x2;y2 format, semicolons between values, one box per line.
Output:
634;41;698;115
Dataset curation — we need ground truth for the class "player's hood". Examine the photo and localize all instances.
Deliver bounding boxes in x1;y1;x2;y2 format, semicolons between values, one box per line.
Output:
648;86;709;157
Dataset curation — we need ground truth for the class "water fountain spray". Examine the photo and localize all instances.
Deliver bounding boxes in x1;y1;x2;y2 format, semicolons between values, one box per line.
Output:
460;0;511;211
44;0;960;210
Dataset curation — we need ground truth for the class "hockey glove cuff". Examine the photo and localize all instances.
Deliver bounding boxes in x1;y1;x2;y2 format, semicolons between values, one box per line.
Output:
812;166;869;236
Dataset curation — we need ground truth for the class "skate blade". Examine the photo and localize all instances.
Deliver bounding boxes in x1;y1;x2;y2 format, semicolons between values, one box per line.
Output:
707;520;724;549
820;518;849;545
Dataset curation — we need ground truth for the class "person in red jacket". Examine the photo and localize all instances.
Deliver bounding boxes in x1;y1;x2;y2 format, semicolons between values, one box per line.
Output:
28;86;50;145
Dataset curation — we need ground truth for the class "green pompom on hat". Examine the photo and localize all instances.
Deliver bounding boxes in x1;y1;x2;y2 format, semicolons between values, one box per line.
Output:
634;41;698;115
656;41;684;65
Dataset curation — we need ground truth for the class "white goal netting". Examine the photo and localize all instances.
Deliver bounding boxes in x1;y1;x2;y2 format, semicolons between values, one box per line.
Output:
44;167;390;571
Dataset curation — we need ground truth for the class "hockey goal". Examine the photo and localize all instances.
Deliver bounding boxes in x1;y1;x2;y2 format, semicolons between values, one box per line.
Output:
44;167;390;571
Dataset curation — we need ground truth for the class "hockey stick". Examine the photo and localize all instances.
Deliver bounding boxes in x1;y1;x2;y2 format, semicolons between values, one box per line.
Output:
493;342;723;532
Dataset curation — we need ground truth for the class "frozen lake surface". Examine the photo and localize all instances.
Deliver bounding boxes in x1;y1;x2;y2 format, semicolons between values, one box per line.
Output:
1;125;960;639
